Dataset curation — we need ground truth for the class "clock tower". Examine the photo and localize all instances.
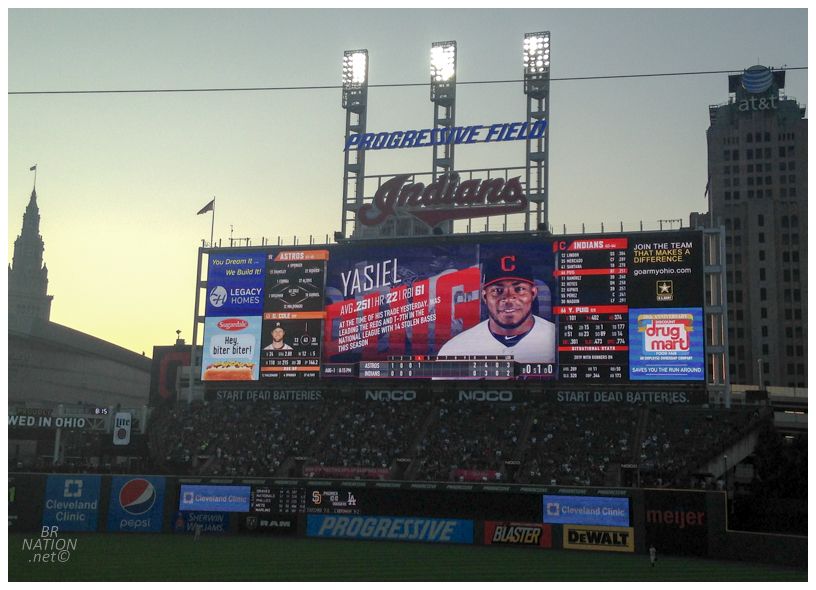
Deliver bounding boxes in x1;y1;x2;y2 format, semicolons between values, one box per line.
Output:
9;188;53;320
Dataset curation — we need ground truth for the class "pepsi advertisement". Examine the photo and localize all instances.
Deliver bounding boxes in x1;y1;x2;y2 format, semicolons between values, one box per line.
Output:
200;231;705;384
42;475;101;532
542;495;630;527
107;476;166;532
179;484;251;512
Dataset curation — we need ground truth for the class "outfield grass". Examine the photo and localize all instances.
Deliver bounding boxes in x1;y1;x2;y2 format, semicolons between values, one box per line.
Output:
8;533;807;582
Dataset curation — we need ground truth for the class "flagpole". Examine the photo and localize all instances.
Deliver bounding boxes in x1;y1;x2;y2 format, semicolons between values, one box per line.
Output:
210;197;215;247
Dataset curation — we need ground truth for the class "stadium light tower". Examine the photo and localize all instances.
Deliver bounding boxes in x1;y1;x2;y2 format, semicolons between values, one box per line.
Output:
430;40;457;235
523;31;551;232
340;49;369;240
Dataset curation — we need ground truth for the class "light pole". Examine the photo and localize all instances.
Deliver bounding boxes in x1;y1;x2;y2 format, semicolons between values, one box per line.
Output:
523;31;551;232
340;49;369;240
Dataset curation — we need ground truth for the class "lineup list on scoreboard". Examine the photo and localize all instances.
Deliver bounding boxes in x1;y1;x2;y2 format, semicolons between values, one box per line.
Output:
260;250;329;380
554;238;629;381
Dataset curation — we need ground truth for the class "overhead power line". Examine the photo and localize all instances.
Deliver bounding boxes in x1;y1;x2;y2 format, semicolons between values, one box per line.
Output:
8;66;807;96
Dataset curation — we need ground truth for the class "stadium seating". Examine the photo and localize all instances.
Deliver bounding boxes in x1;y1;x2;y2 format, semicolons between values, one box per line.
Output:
136;398;771;490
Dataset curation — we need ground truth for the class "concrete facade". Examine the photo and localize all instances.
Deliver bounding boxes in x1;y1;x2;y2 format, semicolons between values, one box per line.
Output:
704;67;807;387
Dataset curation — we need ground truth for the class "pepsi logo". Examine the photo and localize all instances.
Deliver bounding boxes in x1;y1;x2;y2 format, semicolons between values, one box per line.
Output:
119;479;156;515
217;318;249;331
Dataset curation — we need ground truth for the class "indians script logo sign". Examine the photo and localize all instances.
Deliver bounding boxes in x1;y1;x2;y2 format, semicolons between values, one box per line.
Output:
357;173;528;227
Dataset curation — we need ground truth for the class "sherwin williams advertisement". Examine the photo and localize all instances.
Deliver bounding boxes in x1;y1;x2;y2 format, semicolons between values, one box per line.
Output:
628;308;705;380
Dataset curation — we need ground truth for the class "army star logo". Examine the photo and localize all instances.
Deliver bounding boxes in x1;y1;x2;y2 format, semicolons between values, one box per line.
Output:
656;280;673;301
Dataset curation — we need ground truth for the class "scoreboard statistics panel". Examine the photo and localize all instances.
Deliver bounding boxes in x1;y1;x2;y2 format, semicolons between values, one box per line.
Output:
200;230;705;383
250;486;305;514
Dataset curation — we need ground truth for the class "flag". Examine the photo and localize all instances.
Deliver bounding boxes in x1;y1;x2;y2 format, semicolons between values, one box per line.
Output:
29;164;37;171
197;198;215;215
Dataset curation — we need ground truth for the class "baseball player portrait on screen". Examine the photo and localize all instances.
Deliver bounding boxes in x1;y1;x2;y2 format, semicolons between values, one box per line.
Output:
437;253;556;363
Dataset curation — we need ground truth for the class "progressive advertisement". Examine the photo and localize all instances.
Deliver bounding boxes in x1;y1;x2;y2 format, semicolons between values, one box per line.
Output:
200;230;704;384
306;514;474;544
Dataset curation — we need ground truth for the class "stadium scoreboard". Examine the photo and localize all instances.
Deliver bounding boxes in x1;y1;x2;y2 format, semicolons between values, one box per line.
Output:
250;486;305;514
201;230;705;384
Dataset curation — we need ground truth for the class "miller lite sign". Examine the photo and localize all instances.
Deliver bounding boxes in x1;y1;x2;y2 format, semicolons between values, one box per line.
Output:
113;412;132;446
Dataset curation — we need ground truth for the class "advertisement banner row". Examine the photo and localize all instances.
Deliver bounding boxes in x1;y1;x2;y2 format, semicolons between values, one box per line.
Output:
205;385;710;405
10;475;711;558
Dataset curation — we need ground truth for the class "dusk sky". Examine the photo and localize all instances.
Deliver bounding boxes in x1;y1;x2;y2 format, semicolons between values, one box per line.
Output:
7;8;808;356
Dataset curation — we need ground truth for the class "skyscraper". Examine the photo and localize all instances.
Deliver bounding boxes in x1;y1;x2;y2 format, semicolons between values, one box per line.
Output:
704;66;807;387
9;188;53;320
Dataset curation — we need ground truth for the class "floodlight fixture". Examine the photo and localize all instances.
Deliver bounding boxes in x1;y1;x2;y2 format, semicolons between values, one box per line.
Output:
342;49;368;88
523;31;550;76
430;41;456;84
342;49;368;110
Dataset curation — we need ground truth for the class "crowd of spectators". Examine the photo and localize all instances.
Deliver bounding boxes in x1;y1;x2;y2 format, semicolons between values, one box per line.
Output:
413;400;526;482
71;399;774;488
638;407;761;487
517;404;636;486
305;400;431;472
148;399;337;477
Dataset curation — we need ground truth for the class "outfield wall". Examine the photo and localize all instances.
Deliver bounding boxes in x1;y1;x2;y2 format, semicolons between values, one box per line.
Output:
8;474;806;568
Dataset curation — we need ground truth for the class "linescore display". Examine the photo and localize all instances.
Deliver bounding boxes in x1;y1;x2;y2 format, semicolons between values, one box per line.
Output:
200;231;705;383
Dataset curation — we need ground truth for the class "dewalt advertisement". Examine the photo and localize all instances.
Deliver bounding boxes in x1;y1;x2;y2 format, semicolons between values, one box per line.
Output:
563;525;635;552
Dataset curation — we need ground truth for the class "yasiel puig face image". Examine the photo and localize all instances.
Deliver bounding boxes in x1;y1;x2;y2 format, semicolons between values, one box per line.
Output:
482;279;538;332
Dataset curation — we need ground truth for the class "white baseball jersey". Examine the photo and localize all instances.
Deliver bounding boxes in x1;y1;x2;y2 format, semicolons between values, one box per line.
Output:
437;315;556;363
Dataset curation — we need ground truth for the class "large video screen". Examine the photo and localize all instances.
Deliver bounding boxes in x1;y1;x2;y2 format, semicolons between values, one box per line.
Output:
201;231;705;383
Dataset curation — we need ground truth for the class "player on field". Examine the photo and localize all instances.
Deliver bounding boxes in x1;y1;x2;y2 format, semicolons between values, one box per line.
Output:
437;253;555;363
649;545;657;567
